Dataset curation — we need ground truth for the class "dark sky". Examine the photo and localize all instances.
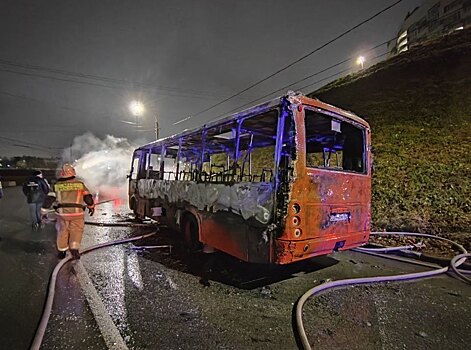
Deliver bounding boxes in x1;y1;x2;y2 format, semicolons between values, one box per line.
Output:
0;0;422;157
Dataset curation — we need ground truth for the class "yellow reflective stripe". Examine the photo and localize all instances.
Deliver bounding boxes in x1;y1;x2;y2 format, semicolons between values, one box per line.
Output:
54;182;84;192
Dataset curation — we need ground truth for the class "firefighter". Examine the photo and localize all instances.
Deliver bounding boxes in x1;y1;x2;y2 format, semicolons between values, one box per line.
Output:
42;163;95;259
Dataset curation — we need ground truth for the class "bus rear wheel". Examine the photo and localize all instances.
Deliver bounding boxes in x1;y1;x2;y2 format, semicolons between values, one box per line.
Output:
131;198;145;221
181;214;202;251
130;197;136;211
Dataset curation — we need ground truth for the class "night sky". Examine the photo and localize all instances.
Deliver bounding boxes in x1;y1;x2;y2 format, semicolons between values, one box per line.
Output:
0;0;422;157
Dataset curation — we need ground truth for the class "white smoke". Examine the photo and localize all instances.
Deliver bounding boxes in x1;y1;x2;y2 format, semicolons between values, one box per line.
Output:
62;132;137;200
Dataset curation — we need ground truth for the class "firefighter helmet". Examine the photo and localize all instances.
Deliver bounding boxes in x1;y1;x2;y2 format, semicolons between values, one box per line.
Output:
60;163;76;178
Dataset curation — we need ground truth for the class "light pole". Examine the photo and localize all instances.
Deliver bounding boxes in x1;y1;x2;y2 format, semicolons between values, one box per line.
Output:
154;116;160;140
129;100;144;137
356;55;365;70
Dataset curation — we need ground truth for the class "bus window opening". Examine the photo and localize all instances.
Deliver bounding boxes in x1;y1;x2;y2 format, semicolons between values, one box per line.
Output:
305;109;365;173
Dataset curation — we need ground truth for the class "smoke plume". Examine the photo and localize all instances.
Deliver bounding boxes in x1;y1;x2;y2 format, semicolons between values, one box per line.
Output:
62;133;136;200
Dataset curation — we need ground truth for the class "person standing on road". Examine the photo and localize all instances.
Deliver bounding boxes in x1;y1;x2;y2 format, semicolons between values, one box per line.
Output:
22;170;50;229
42;164;95;259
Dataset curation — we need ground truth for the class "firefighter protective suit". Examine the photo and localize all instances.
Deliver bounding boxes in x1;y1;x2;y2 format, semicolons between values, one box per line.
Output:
42;164;95;259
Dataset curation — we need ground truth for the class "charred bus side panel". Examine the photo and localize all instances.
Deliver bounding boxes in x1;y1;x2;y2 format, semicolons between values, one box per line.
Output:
135;179;275;263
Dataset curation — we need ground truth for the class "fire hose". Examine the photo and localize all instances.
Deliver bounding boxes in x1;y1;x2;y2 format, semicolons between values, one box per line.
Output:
294;232;471;350
41;198;115;219
43;198;159;227
30;231;156;350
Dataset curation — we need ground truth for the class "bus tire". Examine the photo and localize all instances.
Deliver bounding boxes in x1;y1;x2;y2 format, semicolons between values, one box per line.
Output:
181;214;202;251
131;198;145;221
130;197;136;211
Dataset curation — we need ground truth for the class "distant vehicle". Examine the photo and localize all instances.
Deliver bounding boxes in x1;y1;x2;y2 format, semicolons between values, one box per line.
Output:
128;92;371;264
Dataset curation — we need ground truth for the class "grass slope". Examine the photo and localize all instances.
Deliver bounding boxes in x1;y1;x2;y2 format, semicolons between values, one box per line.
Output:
309;29;471;236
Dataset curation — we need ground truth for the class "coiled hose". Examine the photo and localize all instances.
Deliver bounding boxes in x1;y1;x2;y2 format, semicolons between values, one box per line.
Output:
294;232;471;350
30;232;156;350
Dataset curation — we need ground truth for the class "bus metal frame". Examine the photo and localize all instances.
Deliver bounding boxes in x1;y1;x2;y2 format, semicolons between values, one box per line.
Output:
128;92;371;264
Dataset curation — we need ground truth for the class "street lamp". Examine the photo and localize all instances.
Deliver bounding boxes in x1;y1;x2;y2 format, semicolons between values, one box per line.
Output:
129;100;144;132
154;116;160;140
356;56;365;70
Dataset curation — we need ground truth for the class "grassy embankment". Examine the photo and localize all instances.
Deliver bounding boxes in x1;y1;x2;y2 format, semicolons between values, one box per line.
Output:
309;29;471;238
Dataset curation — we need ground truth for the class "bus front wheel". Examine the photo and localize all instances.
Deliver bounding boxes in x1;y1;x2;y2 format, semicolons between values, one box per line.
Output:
181;214;202;251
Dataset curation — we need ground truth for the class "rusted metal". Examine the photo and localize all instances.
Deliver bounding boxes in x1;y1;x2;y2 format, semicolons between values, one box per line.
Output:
273;96;371;264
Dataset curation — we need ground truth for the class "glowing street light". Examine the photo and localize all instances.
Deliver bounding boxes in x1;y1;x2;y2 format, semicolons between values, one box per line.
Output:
356;56;365;69
129;100;144;117
129;100;144;136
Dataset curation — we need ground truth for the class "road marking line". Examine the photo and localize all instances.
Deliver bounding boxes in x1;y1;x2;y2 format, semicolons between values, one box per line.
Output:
74;261;129;350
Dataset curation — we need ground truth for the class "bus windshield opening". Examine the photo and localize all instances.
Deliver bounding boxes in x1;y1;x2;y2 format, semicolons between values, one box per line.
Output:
305;109;365;173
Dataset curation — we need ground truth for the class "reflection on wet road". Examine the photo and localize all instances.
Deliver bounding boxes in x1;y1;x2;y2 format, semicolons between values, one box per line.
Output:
82;223;143;336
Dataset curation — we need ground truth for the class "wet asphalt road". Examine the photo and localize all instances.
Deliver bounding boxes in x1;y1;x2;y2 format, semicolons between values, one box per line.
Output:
1;186;470;349
0;186;105;349
0;186;59;349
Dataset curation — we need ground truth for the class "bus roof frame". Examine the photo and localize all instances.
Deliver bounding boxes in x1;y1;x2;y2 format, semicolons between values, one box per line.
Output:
136;92;370;154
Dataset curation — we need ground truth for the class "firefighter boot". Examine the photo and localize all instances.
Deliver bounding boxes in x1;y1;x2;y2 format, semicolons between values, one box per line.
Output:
57;251;66;259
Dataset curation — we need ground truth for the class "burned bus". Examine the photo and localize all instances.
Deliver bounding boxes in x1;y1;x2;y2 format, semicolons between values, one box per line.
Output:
128;92;371;264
